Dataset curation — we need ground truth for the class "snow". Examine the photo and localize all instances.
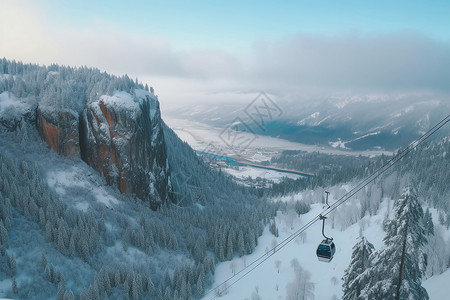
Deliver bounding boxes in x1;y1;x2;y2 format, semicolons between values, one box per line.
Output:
134;88;158;102
93;89;158;120
0;91;34;118
46;165;119;210
0;279;12;299
347;131;380;143
202;195;391;300
423;268;450;299
99;91;137;112
297;112;320;125
203;186;448;299
47;71;59;77
330;138;348;149
391;106;414;118
164;117;391;159
330;131;381;150
336;99;350;109
317;114;332;125
223;166;302;184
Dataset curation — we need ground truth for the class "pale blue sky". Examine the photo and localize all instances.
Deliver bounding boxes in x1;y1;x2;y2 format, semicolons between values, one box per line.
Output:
1;0;450;105
44;0;450;49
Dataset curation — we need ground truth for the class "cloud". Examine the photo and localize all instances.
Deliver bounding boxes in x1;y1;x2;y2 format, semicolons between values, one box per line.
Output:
1;1;449;106
0;2;61;64
249;32;450;94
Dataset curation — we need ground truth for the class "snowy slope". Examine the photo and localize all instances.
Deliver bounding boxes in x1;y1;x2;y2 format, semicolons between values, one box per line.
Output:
202;199;387;299
0;91;36;119
423;268;450;299
202;191;448;300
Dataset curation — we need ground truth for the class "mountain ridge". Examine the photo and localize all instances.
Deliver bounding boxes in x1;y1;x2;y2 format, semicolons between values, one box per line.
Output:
0;59;170;209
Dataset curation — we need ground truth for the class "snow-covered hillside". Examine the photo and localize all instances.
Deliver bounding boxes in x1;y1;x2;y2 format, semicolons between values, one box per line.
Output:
203;186;450;299
1;59;449;300
0;60;275;300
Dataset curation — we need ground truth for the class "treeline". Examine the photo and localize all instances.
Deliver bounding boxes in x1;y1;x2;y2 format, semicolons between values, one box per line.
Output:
0;58;153;115
0;155;102;261
269;138;450;215
271;150;371;176
267;151;379;196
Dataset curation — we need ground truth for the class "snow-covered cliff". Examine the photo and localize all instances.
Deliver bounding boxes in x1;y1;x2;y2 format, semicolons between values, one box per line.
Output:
0;61;170;209
35;90;170;209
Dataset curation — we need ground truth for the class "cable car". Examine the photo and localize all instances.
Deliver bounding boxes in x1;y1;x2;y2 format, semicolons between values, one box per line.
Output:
316;238;336;262
316;213;336;263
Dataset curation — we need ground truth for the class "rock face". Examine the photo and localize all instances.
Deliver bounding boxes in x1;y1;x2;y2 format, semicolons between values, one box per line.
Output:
36;109;80;157
36;90;170;209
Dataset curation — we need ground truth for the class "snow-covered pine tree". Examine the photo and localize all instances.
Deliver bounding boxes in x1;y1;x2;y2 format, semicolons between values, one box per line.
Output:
285;263;314;300
63;289;75;300
342;236;374;300
0;220;8;248
423;208;434;236
361;187;429;300
12;277;18;294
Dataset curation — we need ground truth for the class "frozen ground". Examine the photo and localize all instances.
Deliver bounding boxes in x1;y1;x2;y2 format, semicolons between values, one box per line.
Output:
223;166;302;184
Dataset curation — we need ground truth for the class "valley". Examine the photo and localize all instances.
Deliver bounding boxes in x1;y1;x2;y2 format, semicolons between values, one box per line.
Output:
164;116;392;186
0;59;448;300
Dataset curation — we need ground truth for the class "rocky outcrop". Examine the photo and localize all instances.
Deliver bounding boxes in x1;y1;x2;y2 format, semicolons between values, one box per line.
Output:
36;109;80;157
36;90;170;209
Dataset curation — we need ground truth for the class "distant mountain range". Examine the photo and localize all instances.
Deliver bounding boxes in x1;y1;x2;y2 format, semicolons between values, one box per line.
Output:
165;95;449;151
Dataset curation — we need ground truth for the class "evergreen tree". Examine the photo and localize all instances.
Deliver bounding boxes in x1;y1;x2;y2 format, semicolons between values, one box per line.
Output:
164;268;171;288
7;254;17;277
57;282;65;300
115;269;122;287
103;270;112;295
12;277;18;294
79;288;89;300
342;237;374;300
237;230;245;257
286;264;314;300
164;286;172;300
361;187;429;300
69;235;76;257
132;276;140;300
226;230;234;260
0;220;8;248
196;273;204;296
423;208;434;236
147;278;155;296
63;289;75;300
45;264;55;283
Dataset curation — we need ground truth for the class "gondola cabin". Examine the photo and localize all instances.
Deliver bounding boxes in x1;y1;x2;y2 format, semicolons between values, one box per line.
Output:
316;239;336;263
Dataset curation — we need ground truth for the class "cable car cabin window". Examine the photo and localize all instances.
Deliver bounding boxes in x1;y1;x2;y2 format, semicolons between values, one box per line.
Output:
317;245;331;256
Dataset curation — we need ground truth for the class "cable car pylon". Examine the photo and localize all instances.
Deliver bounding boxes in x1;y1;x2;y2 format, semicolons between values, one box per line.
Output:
324;190;330;209
316;192;336;263
319;215;332;241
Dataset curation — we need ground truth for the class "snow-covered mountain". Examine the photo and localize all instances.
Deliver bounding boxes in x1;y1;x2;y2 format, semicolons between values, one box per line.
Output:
0;59;272;299
1;60;170;209
0;59;448;299
165;94;449;151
